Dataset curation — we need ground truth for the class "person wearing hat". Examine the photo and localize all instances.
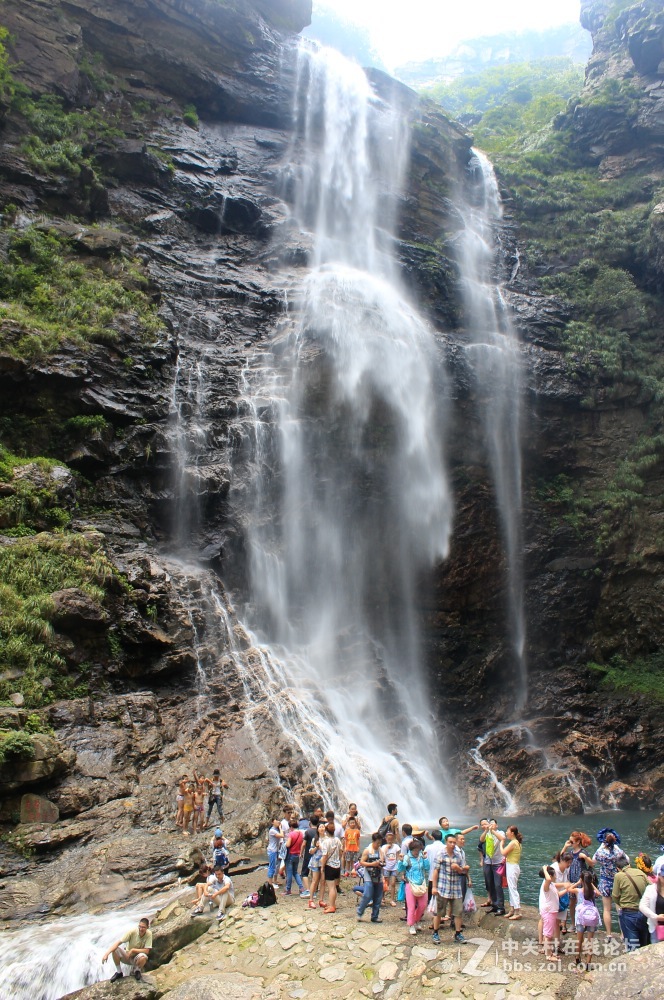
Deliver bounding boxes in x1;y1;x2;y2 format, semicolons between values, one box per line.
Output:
593;828;628;939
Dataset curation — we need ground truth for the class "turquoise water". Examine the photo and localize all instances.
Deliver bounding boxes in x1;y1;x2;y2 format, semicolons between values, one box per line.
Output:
438;810;662;908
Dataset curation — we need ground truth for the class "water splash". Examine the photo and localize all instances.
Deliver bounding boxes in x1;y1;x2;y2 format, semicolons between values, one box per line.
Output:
0;895;182;1000
458;148;526;712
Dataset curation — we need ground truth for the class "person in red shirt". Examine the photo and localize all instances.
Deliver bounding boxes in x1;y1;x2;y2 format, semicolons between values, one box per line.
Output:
284;819;311;897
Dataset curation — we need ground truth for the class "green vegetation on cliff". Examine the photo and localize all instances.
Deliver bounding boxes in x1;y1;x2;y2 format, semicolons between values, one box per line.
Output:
0;224;162;358
423;58;584;154
0;532;115;707
589;651;664;702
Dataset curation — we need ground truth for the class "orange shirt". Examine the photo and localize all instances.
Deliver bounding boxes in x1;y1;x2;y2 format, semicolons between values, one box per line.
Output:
344;828;361;851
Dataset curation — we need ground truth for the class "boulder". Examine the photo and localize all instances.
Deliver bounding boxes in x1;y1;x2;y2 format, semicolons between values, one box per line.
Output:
0;733;73;793
647;811;664;842
148;899;215;968
515;770;584;814
51;588;109;631
601;780;657;810
61;982;158;1000
20;792;59;824
575;940;664;999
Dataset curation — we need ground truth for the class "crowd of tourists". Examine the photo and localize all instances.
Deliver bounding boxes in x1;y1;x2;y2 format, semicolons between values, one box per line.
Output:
102;789;664;984
256;803;664;965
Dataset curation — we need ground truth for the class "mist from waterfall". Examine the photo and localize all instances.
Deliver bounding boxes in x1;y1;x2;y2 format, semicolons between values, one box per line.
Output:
459;149;526;711
231;44;454;822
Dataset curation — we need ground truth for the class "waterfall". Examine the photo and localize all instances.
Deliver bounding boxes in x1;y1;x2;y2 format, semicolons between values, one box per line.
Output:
0;897;180;1000
458;149;526;712
227;44;454;822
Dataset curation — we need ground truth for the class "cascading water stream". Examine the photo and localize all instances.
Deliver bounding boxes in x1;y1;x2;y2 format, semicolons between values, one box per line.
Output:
458;149;527;712
228;44;454;821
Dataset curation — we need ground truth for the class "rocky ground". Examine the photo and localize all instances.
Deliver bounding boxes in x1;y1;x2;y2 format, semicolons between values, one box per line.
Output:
66;877;588;1000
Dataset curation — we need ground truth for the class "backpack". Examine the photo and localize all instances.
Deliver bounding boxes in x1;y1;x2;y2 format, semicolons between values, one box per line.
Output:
377;817;392;844
213;846;229;870
257;881;277;908
575;895;600;928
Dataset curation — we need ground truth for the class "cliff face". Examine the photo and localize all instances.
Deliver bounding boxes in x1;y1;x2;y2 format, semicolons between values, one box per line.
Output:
0;0;663;921
454;0;664;813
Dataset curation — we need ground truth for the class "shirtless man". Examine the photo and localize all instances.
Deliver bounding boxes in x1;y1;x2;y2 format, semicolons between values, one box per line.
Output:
192;782;206;833
175;775;188;828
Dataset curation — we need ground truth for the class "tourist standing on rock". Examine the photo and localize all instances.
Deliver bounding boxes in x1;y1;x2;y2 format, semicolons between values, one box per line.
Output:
497;825;523;921
431;833;467;945
266;818;283;882
175;774;188;828
424;829;444;904
300;815;318;892
570;870;601;966
438;816;479;838
202;768;228;826
480;819;506;915
319;822;342;913
552;851;573;936
478;818;493;908
593;828;628;939
192;781;206;833
342;802;362;831
612;856;649;949
357;832;385;923
181;781;195;835
343;817;361;877
562;830;594;928
381;830;402;906
306;821;327;909
539;866;575;960
283;818;310;898
102;917;152;983
638;869;664;943
397;836;429;935
379;803;400;843
455;833;472;905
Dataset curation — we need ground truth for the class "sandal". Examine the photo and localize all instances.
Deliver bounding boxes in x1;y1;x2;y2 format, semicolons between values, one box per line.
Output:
324;906;336;914
390;901;397;907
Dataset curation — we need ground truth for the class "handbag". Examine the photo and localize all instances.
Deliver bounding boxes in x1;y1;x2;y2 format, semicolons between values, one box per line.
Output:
495;859;506;877
397;880;406;902
410;879;427;897
426;895;438;915
657;924;664;942
278;841;288;861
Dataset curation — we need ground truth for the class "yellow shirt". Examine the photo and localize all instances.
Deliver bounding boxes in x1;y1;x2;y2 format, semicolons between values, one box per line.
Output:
506;840;521;865
122;928;152;951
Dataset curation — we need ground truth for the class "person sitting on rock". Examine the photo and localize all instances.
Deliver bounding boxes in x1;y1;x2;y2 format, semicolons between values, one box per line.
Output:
191;864;234;921
102;917;152;982
189;863;212;909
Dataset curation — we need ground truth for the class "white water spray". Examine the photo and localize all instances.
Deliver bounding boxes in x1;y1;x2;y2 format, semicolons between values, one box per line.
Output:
458;149;526;711
229;45;454;822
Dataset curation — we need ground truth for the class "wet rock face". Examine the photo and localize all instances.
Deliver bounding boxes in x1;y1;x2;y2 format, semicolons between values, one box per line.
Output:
4;0;307;125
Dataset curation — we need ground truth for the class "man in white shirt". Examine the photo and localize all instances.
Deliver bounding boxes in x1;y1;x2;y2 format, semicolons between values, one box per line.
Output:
425;830;445;901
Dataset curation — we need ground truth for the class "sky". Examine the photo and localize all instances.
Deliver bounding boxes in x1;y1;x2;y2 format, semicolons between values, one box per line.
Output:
312;0;584;69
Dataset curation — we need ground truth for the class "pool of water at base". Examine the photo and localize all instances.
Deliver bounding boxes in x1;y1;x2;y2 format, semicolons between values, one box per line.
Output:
409;810;662;908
